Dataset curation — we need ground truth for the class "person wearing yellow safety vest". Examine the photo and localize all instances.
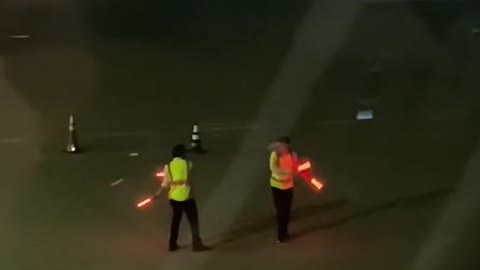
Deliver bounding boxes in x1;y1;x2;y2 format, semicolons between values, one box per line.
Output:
269;136;298;243
154;144;210;252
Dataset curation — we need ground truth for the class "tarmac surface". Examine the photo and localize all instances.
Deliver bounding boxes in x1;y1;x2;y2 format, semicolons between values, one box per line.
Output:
1;1;480;270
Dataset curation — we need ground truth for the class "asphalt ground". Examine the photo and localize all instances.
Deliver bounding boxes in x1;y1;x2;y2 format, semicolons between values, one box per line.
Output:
1;1;480;269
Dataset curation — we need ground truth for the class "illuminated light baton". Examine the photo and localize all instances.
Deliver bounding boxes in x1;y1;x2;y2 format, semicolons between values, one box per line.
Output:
296;160;325;192
137;197;153;208
310;178;324;191
297;161;311;172
155;165;166;179
136;188;163;209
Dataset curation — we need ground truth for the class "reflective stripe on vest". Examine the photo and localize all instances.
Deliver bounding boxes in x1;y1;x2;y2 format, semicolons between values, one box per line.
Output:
270;176;286;182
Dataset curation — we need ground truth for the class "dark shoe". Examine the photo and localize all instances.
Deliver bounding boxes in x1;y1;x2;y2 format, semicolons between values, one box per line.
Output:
192;244;212;252
277;235;290;244
169;244;180;252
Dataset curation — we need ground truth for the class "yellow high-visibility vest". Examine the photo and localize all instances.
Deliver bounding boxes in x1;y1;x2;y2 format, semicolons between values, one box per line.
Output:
166;158;191;201
269;151;297;190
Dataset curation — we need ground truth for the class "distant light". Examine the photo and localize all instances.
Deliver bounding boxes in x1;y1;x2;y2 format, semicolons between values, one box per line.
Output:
356;110;374;120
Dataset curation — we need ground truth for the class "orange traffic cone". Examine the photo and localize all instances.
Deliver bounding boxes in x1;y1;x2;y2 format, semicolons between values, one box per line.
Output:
189;123;206;153
65;114;79;153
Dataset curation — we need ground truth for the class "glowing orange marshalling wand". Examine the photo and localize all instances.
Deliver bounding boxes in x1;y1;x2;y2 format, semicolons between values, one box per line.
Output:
297;161;324;192
137;197;153;208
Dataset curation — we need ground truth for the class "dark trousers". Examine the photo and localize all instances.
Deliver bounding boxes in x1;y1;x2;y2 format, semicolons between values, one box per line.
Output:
169;199;202;246
271;187;294;241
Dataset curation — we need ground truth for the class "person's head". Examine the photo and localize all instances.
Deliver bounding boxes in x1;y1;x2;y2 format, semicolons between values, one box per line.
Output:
276;136;291;154
172;144;187;159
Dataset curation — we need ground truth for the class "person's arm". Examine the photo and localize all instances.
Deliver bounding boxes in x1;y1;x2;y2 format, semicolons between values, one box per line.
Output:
269;151;293;175
187;160;193;190
292;152;300;177
155;165;169;197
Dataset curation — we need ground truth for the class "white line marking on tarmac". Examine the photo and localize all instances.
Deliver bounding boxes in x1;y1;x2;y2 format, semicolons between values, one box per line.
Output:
110;178;124;186
9;34;30;39
0;137;26;144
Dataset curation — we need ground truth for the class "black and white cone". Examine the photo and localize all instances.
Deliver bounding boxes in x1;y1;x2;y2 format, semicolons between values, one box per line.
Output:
189;123;206;153
65;114;79;153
